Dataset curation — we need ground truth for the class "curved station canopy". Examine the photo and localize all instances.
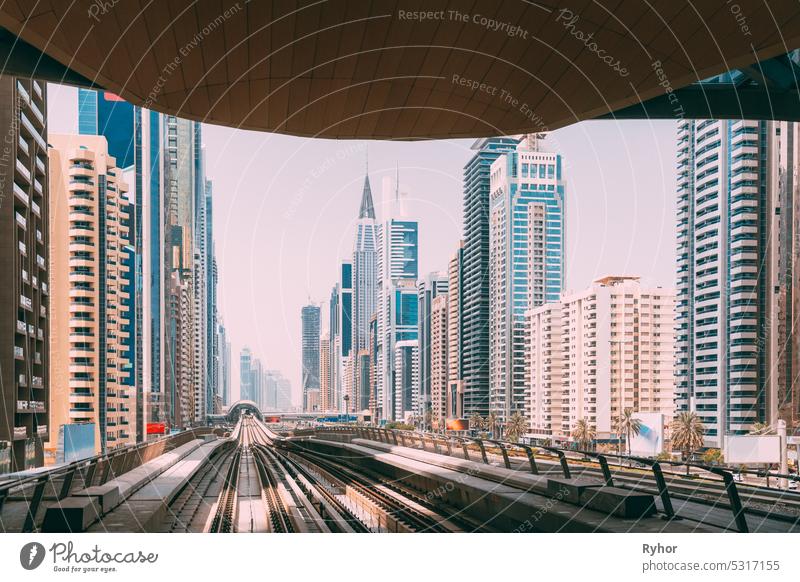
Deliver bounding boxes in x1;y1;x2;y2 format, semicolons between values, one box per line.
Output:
226;400;263;422
0;1;799;138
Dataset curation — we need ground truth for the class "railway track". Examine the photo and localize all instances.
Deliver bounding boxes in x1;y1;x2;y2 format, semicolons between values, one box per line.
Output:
287;446;466;532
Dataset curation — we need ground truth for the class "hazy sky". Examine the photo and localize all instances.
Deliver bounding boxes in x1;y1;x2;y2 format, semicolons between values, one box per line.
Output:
47;84;677;406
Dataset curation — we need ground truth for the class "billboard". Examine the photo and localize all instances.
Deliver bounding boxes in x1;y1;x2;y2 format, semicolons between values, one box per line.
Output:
446;418;469;431
628;413;666;457
147;422;167;435
57;424;95;464
724;435;781;464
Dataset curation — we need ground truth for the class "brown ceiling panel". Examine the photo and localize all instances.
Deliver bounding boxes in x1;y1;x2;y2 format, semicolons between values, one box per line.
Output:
0;0;796;138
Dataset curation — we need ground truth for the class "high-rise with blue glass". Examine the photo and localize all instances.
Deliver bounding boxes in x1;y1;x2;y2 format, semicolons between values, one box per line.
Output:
461;137;520;419
489;133;566;425
376;177;419;421
351;172;378;414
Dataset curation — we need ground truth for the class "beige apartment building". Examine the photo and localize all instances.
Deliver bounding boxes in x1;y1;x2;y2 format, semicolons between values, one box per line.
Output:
48;134;135;456
429;295;449;430
528;276;675;442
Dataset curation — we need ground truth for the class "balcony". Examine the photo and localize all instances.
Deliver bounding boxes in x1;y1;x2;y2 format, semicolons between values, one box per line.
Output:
18;240;26;256
36;425;47;437
12;426;26;440
19;294;32;311
15;211;26;229
16;320;26;334
13;182;29;205
31;376;43;388
31;200;40;216
18;374;27;387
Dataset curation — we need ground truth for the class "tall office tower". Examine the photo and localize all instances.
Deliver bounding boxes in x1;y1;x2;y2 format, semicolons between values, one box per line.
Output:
276;376;292;411
49;135;135;454
461;137;520;419
376;176;419;421
218;320;230;406
301;304;321;411
329;260;353;411
204;180;217;417
262;370;280;410
164;116;204;428
530;276;675;441
773;121;800;429
356;350;371;412
351;172;377;412
240;347;253;402
447;243;464;420
78;89;165;441
394;340;420;421
174;273;195;427
527;303;566;439
368;314;378;419
319;333;332;411
0;77;49;471
250;356;263;410
430;295;449;430
417;273;449;418
676;119;782;446
489;134;566;425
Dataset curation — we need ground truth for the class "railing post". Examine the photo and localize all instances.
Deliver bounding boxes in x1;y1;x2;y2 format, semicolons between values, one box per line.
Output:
650;461;676;520
58;468;77;499
489;440;511;469
594;455;613;486
460;439;471;461
542;446;571;478
474;439;489;464
390;431;398;445
445;438;453;456
22;477;48;533
398;432;407;447
521;445;539;474
83;460;98;488
710;467;748;532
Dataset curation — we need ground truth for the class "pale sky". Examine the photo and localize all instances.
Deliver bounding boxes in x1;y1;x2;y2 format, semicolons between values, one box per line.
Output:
47;83;677;407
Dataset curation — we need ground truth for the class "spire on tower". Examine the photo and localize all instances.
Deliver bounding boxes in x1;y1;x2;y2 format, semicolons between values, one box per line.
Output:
358;162;375;219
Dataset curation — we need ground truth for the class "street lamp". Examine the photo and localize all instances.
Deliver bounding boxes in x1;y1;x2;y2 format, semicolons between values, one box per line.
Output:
343;394;350;424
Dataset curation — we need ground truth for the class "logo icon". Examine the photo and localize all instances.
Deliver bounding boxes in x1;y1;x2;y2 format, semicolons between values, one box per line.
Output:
20;542;46;570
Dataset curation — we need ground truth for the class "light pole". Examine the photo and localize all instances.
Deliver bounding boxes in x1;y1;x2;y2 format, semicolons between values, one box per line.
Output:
343;394;350;425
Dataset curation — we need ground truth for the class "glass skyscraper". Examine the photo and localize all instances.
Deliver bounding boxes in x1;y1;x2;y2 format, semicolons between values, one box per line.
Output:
489;134;566;424
461;137;520;418
675;119;783;446
301;304;321;411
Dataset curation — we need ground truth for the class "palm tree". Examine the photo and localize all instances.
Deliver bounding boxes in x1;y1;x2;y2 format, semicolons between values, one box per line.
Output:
616;408;642;459
423;410;434;432
571;419;596;451
505;412;527;443
487;411;499;438
750;422;770;435
670;411;704;475
468;413;484;434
